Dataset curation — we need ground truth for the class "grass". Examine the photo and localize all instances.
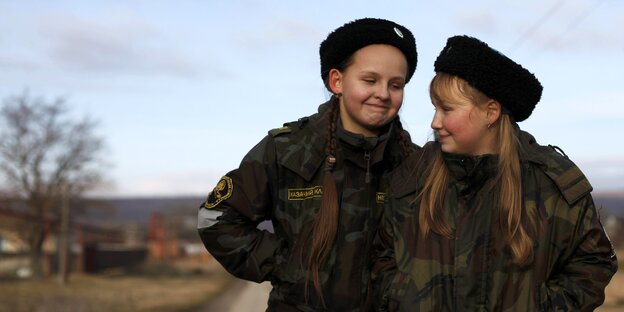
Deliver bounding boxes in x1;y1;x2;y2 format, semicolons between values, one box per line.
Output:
0;257;233;312
1;253;622;311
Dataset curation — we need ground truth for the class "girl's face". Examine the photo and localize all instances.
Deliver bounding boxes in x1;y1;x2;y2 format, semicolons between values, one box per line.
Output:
329;44;407;137
430;96;495;156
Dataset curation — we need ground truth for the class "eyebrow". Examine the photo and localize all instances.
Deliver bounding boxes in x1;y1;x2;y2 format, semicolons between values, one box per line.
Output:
357;70;406;82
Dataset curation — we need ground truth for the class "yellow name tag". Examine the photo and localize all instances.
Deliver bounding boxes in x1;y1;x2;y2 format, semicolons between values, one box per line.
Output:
288;186;323;200
376;192;385;204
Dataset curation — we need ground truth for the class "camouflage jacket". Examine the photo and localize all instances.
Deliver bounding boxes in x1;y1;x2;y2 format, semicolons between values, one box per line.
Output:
372;130;617;312
198;101;416;311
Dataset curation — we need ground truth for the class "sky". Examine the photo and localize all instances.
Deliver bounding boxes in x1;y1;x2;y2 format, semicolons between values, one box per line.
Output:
0;0;623;197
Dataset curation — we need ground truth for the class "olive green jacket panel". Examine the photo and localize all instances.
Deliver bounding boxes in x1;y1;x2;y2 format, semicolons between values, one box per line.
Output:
373;131;617;312
198;101;416;311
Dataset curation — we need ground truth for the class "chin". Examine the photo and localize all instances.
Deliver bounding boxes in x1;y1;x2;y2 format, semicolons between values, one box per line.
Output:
440;145;456;154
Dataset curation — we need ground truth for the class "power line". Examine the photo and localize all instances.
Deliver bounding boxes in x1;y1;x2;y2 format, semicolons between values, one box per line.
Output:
546;0;605;50
528;0;607;59
508;0;566;53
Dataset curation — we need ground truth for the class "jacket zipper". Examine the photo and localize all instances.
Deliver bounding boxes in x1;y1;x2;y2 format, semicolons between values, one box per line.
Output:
364;150;371;183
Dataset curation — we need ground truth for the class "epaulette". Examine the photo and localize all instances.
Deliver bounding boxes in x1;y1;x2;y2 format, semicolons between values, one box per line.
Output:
538;145;593;205
268;117;310;137
268;125;292;137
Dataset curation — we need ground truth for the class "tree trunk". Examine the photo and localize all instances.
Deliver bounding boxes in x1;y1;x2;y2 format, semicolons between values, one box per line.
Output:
58;185;70;285
27;223;46;279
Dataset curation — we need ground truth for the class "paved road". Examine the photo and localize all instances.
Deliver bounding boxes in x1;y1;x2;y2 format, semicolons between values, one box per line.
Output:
198;279;271;312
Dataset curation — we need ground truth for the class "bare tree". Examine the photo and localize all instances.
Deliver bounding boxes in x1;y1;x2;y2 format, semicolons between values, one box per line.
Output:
0;91;108;278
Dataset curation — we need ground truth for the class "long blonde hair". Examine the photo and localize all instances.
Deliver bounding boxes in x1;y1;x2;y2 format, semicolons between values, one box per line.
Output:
420;73;536;265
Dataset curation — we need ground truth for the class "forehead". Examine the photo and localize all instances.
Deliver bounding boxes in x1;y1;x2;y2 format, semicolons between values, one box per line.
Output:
431;85;469;106
350;44;406;66
430;74;482;106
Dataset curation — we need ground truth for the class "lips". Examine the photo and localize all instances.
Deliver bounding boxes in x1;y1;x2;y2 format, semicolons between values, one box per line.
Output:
436;132;450;141
364;103;389;110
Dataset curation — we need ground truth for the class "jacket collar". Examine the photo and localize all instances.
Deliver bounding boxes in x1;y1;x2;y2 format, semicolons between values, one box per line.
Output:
280;99;402;181
336;120;392;169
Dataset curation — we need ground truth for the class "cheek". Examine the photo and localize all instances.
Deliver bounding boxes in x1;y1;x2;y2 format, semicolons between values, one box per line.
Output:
388;91;404;114
389;89;403;103
391;91;404;105
343;88;368;105
442;115;464;134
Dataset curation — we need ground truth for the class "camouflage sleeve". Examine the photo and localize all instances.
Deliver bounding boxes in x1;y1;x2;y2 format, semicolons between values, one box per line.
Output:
370;204;398;311
539;195;618;311
197;135;283;283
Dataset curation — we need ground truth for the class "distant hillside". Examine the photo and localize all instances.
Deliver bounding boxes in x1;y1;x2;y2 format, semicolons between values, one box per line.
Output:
594;193;624;218
80;192;624;224
79;196;204;226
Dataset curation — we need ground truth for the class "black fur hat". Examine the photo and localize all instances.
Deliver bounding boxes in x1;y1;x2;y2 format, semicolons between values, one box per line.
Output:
434;35;542;122
320;18;417;85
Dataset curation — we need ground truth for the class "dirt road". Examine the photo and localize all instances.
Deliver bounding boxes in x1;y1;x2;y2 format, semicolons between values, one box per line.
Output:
197;279;271;312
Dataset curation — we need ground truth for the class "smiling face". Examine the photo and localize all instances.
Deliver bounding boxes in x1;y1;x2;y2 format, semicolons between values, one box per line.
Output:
429;73;500;156
328;44;408;137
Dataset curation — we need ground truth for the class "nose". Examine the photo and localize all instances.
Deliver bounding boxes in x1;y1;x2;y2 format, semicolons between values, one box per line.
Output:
431;109;442;130
374;84;390;101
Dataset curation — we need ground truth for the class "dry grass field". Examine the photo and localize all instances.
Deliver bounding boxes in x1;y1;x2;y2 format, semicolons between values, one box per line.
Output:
0;253;622;311
0;258;233;312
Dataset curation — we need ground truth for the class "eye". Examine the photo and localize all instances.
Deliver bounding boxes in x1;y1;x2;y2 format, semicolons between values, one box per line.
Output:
435;104;453;113
391;82;405;90
363;78;376;84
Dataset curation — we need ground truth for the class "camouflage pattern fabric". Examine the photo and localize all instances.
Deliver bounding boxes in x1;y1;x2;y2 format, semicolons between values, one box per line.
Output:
198;101;416;311
372;130;617;311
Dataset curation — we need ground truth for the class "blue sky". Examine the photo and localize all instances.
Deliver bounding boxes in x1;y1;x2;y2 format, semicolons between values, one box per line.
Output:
1;0;623;197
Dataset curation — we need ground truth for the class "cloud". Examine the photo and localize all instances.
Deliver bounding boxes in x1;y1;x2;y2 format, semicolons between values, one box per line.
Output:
536;90;624;121
36;12;201;78
452;10;498;35
0;55;38;71
233;17;319;50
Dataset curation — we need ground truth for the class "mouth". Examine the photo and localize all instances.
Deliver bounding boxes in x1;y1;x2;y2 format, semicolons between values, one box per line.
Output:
364;102;389;110
436;132;450;141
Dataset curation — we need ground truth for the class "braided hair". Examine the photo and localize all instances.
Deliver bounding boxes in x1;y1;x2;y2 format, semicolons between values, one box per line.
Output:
305;96;340;306
305;96;413;305
393;115;414;157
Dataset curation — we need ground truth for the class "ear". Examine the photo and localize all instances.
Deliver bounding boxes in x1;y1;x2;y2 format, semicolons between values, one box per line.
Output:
328;68;343;95
485;99;502;125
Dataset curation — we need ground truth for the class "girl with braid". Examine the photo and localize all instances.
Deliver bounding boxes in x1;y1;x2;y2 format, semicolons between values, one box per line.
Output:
197;18;419;311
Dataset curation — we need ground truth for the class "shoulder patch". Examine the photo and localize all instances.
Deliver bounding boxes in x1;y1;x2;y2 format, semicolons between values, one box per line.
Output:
204;176;233;209
268;125;292;137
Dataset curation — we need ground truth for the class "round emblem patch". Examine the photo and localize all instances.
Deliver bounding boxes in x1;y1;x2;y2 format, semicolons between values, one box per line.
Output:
204;176;233;209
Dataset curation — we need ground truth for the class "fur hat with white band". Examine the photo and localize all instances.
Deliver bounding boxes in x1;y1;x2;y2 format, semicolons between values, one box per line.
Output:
319;18;417;87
